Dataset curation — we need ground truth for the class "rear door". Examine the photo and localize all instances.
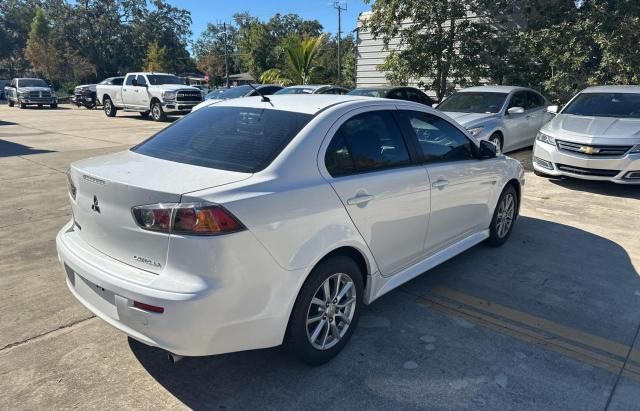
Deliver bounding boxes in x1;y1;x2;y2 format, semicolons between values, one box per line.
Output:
320;108;431;276
398;109;497;254
525;91;548;145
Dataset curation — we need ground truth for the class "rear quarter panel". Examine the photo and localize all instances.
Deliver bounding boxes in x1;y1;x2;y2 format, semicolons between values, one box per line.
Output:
96;84;123;106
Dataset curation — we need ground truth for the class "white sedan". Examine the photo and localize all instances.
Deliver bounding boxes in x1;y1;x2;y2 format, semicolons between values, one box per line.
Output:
57;95;524;364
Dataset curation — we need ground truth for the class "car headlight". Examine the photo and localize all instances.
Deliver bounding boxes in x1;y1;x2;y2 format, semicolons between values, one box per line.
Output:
162;91;176;101
466;126;484;137
536;132;556;145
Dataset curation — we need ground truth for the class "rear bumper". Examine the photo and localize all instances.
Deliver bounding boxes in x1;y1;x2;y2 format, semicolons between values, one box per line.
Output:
533;141;640;184
56;220;306;356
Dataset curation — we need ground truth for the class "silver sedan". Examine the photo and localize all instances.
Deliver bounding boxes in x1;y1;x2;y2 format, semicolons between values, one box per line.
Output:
437;85;555;153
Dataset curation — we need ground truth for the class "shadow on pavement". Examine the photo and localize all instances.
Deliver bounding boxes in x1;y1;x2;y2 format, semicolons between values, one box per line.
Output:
549;178;640;200
129;216;639;409
0;139;54;157
0;120;17;126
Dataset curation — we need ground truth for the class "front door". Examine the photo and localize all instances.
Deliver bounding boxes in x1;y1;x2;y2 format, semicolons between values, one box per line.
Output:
398;109;497;254
131;75;150;109
504;91;532;151
321;108;431;276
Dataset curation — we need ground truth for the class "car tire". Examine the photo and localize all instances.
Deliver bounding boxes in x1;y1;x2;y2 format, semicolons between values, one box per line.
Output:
8;99;14;107
288;255;363;365
38;104;43;108
50;103;58;109
103;97;116;117
489;133;503;153
487;184;518;247
151;101;166;122
20;102;26;109
139;111;150;119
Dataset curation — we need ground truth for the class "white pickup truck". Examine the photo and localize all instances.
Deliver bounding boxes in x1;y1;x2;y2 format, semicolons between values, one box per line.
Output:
96;72;203;121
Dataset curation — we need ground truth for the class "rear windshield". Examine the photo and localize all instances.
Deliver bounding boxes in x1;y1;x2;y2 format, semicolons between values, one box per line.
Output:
132;106;313;172
347;88;387;98
563;92;640;118
275;87;316;95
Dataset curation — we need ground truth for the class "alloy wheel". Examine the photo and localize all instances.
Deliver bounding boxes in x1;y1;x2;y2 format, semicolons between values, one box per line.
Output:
152;104;161;120
306;272;356;350
496;193;515;238
104;100;111;114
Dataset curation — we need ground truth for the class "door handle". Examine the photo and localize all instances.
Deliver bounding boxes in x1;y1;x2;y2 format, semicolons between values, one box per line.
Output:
432;179;449;188
347;194;375;205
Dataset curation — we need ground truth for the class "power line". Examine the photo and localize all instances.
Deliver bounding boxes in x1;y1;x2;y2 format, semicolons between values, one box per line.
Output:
333;1;347;84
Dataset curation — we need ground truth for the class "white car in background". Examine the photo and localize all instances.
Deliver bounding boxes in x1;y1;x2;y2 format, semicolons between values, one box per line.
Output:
437;86;554;153
191;84;283;112
57;95;523;364
533;86;640;184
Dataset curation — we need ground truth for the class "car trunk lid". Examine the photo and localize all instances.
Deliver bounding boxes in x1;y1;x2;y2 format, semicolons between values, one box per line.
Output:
69;150;251;273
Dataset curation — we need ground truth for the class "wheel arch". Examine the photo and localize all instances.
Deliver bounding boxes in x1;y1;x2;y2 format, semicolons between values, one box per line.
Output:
505;178;522;216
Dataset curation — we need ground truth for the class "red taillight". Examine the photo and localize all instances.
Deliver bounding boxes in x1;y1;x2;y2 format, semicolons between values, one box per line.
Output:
132;203;244;235
133;300;164;313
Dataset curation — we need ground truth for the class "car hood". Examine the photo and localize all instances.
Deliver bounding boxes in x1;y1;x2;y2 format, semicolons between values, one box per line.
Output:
18;86;52;93
441;112;498;127
543;114;640;145
151;84;199;92
75;84;96;91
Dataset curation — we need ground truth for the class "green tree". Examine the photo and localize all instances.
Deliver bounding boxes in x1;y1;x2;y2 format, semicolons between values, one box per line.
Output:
260;34;326;85
25;8;61;80
144;41;169;72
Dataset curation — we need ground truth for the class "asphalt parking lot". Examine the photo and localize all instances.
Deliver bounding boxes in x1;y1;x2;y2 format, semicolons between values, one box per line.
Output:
1;103;639;410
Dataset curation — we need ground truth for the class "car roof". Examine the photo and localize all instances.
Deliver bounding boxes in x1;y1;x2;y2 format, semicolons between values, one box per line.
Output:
213;94;381;115
581;85;640;94
458;85;534;93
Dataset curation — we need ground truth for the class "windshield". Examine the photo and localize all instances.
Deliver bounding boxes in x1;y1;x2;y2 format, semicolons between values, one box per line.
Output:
132;107;313;172
18;79;48;88
275;87;316;95
563;92;640;118
218;86;253;99
347;88;387;98
438;92;508;114
146;75;185;85
205;89;225;100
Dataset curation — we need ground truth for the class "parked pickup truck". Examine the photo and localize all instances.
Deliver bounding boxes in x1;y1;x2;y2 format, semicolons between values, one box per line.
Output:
96;72;203;121
73;76;125;109
5;78;58;109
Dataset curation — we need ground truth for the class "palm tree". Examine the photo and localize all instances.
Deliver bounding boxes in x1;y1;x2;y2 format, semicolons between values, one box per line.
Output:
260;34;326;85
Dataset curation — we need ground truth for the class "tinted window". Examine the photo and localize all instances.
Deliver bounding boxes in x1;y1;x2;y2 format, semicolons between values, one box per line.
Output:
112;77;124;86
320;87;348;95
405;88;431;105
526;91;544;108
258;86;282;95
402;111;475;162
387;89;406;100
508;92;528;110
125;75;135;86
563;92;640;118
275;87;315;95
133;107;313;172
136;75;147;86
437;92;507;114
325;133;355;176
326;111;410;175
18;79;47;87
347;88;387;98
219;85;252;99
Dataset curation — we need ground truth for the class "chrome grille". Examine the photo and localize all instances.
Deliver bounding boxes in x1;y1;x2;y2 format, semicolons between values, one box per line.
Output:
176;91;202;102
556;140;632;157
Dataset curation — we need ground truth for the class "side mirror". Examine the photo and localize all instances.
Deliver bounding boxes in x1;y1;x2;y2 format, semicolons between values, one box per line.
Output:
479;140;498;159
131;78;138;87
431;103;439;108
507;106;525;115
547;105;559;114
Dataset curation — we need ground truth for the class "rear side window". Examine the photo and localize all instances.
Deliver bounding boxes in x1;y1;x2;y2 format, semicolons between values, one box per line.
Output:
112;78;124;86
133;107;313;172
325;111;410;176
401;111;475;162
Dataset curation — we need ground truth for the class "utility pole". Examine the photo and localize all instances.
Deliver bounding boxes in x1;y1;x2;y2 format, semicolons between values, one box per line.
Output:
223;22;230;88
333;1;347;84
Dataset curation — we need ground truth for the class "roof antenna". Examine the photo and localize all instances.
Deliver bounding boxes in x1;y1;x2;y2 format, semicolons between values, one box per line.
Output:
247;83;271;103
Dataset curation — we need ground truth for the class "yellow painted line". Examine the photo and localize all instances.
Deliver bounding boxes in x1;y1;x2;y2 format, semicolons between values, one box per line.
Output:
432;286;640;362
417;290;640;382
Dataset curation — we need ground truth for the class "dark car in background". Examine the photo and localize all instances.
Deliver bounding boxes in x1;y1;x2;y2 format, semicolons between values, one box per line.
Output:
347;86;434;106
0;79;10;100
274;85;350;95
74;77;125;109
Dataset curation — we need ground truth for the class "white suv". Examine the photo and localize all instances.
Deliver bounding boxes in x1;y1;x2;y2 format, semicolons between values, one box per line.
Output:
533;86;640;184
57;95;524;364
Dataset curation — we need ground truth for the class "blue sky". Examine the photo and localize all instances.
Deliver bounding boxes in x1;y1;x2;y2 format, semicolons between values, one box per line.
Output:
167;0;371;41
